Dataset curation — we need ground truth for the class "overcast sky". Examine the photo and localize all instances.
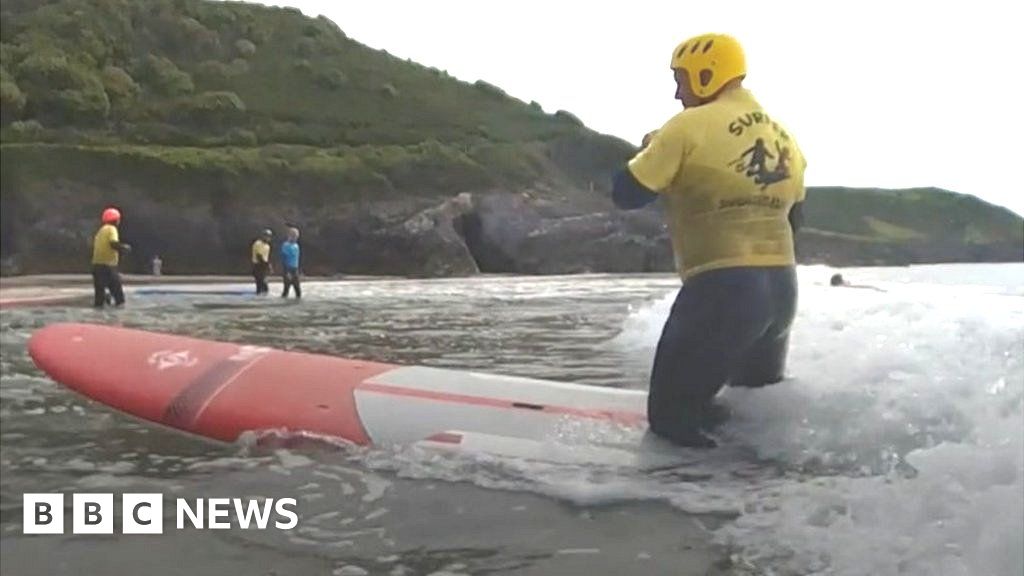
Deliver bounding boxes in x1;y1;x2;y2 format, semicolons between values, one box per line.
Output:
251;0;1023;215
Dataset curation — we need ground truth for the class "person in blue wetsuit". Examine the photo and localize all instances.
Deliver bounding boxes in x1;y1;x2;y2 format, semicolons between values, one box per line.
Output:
280;226;301;299
612;34;807;447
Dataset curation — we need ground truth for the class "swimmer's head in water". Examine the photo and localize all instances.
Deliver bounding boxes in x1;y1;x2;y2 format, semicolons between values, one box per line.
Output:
830;273;845;286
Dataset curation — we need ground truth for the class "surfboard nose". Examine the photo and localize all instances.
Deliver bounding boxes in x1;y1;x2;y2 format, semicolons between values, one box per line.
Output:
27;322;385;445
28;322;194;423
28;323;91;393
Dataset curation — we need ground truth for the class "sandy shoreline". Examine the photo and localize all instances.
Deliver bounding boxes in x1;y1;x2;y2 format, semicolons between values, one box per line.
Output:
0;273;391;289
0;274;390;307
0;272;407;305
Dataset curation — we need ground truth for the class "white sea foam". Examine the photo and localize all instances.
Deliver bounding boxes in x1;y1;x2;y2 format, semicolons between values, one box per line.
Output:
355;264;1023;576
606;264;1024;575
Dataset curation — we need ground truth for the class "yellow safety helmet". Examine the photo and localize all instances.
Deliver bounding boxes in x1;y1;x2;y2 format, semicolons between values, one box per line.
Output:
670;34;746;99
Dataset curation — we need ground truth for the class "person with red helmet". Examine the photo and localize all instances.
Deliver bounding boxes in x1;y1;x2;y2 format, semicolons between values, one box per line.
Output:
91;207;131;307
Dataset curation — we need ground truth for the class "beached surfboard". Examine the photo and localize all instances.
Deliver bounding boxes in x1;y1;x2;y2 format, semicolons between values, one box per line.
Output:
28;323;685;467
190;299;300;310
135;288;252;296
0;290;92;309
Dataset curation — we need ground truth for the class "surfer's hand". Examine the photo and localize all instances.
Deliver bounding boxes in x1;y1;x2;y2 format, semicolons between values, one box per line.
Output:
120;243;132;253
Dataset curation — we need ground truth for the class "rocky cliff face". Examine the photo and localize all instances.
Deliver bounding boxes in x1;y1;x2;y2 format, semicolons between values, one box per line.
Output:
1;188;677;276
2;184;1019;277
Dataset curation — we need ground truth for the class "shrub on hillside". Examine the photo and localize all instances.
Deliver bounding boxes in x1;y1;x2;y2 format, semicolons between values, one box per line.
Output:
195;59;230;82
148;12;221;59
38;86;111;125
171;91;245;126
225;127;257;146
316;15;346;39
294;37;317;57
228;58;250;75
468;142;544;184
15;52;111;126
473;80;506;99
314;68;348;90
9;119;43;135
123;121;190;145
234;38;256;57
0;72;26;124
16;51;94;92
554;109;583;126
101;65;140;109
133;55;194;97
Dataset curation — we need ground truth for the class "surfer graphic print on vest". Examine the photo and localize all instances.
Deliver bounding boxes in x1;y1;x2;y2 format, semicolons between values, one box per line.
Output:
727;111;795;191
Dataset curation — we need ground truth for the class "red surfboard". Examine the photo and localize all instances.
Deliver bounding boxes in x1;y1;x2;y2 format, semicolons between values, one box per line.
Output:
28;323;679;466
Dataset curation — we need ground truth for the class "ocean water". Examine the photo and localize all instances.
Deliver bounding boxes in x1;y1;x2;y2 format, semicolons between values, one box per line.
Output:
1;263;1021;575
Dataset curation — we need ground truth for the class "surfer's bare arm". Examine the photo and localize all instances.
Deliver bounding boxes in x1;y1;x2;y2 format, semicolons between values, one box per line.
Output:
110;240;131;253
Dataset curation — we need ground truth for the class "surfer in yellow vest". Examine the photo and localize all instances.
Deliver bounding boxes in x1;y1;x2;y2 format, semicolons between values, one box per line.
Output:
91;207;131;308
612;34;807;447
251;229;273;295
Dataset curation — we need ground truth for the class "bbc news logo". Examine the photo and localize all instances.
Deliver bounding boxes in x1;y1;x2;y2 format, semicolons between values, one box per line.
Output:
23;494;298;534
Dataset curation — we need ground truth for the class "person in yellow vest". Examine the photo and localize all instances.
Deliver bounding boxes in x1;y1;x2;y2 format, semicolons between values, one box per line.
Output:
612;34;807;447
91;207;131;308
250;229;273;295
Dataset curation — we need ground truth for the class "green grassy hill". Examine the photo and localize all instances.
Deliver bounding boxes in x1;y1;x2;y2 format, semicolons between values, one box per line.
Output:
0;0;1020;274
798;187;1022;265
0;0;629;196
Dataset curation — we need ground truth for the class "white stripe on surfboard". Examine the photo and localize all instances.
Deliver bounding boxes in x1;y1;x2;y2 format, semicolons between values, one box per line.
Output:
363;366;647;413
354;389;642;446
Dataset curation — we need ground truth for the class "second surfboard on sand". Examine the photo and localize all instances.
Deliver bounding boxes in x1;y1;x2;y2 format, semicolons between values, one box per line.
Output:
192;298;302;310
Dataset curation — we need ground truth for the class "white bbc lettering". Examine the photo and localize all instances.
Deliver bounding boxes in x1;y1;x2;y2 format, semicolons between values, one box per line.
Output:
72;494;113;534
207;498;232;529
176;499;203;529
122;494;163;534
174;498;298;529
274;498;298;530
23;494;298;533
233;499;273;529
23;494;64;534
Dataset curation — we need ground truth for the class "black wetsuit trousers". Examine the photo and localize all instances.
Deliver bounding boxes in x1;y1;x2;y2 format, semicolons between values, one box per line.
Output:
648;266;797;444
252;262;270;295
91;264;125;307
281;267;301;298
